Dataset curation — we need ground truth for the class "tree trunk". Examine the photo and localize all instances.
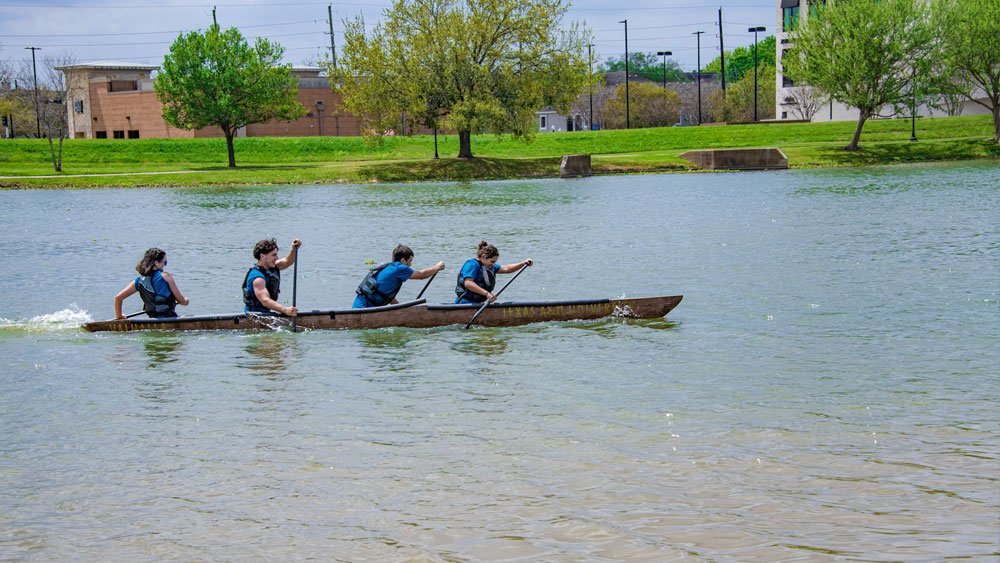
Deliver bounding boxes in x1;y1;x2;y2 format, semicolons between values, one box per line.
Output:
846;111;867;151
224;126;237;167
992;104;999;143
47;136;62;172
457;130;473;159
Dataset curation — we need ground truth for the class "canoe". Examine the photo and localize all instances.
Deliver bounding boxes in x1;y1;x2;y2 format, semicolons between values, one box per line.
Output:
81;295;682;333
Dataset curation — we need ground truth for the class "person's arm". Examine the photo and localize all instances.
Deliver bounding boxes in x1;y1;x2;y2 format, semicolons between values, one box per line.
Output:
276;238;302;270
114;282;138;319
463;278;496;303
253;277;297;316
498;258;532;274
410;261;445;280
160;271;189;306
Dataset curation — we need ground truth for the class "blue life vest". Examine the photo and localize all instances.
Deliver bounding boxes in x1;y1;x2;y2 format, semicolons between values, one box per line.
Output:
455;260;496;303
135;270;177;317
242;265;280;312
356;262;401;307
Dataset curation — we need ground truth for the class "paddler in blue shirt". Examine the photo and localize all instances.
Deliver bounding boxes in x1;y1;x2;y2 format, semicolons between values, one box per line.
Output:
353;244;445;308
455;241;532;304
114;247;190;319
242;238;301;316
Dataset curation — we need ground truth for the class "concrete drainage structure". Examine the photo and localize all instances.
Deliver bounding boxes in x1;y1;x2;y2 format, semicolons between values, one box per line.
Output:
678;148;788;171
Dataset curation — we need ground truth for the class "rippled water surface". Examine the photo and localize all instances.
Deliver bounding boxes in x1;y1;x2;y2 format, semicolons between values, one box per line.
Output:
1;161;998;561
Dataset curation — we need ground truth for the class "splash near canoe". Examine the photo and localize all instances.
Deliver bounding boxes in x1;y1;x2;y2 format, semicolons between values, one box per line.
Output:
81;295;682;333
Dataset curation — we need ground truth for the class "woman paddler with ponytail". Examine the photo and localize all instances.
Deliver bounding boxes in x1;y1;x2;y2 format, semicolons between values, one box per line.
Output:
114;248;190;319
455;241;532;304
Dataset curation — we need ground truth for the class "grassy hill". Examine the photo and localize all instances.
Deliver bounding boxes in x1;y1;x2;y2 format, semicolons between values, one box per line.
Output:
1;114;996;188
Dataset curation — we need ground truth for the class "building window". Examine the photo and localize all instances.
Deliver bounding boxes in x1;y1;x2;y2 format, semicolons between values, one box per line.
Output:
783;74;796;87
540;115;547;129
108;80;137;92
128;130;139;139
113;130;125;139
783;6;800;31
782;111;788;119
95;131;107;139
74;100;84;114
809;0;826;21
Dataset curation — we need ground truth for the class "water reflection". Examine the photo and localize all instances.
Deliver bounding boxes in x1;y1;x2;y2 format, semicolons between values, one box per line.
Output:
240;333;298;378
355;329;416;372
141;334;184;367
172;185;296;210
450;329;510;356
345;180;576;209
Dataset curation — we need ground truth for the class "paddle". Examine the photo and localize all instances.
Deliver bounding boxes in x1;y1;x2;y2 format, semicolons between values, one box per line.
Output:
291;246;299;332
465;264;528;329
124;311;146;319
415;271;438;300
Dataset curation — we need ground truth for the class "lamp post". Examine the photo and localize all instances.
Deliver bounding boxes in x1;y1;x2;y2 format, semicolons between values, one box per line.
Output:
619;20;630;129
748;26;766;122
25;46;41;138
588;43;595;130
910;64;918;142
315;100;324;136
656;51;672;90
693;31;704;125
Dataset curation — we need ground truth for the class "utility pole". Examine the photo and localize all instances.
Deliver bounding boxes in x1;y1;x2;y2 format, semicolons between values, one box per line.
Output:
25;47;41;138
693;31;704;125
748;26;766;121
328;4;338;69
587;43;594;130
718;8;726;92
620;20;630;129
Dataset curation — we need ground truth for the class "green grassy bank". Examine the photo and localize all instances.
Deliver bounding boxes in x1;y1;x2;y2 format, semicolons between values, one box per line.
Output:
1;114;996;188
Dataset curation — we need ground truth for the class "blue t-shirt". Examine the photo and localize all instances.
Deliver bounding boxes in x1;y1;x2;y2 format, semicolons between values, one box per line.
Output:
244;269;268;312
455;259;500;303
353;261;414;308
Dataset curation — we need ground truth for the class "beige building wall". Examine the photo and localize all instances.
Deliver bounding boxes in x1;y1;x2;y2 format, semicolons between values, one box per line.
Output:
56;62;399;140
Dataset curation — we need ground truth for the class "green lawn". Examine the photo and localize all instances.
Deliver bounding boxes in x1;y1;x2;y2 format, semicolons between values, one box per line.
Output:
1;114;996;188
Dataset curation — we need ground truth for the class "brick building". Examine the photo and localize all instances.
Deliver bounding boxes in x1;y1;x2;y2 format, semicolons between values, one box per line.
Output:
55;61;364;139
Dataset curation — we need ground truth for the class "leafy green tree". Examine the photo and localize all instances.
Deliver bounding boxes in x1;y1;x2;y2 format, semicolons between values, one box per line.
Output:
329;0;594;159
703;36;775;85
599;52;687;83
156;25;305;167
601;82;681;129
707;63;776;123
782;0;932;150
932;0;1000;142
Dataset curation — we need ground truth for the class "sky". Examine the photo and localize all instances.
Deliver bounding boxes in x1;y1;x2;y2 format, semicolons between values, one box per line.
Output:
1;0;776;81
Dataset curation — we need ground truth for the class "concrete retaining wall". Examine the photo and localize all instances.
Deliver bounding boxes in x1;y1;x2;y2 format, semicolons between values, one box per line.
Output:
678;148;788;170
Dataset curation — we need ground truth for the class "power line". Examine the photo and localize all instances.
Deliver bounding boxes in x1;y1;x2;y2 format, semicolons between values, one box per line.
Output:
0;19;322;38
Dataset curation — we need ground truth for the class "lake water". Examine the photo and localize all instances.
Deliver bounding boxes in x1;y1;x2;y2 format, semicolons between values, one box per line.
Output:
1;161;998;561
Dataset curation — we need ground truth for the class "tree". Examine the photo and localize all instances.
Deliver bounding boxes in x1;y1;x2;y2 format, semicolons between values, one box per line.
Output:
601;82;680;129
782;0;932;150
783;85;827;121
329;0;594;159
932;0;1000;142
706;63;776;123
599;52;687;84
703;36;776;85
156;25;305;167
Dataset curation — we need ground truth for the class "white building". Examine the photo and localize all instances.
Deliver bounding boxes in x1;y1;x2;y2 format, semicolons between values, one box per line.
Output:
774;0;990;122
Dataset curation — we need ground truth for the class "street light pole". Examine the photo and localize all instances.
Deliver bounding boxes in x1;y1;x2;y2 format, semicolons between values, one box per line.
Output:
693;31;704;125
620;20;630;129
25;46;41;138
910;64;918;142
588;43;594;130
656;51;672;90
748;27;766;122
